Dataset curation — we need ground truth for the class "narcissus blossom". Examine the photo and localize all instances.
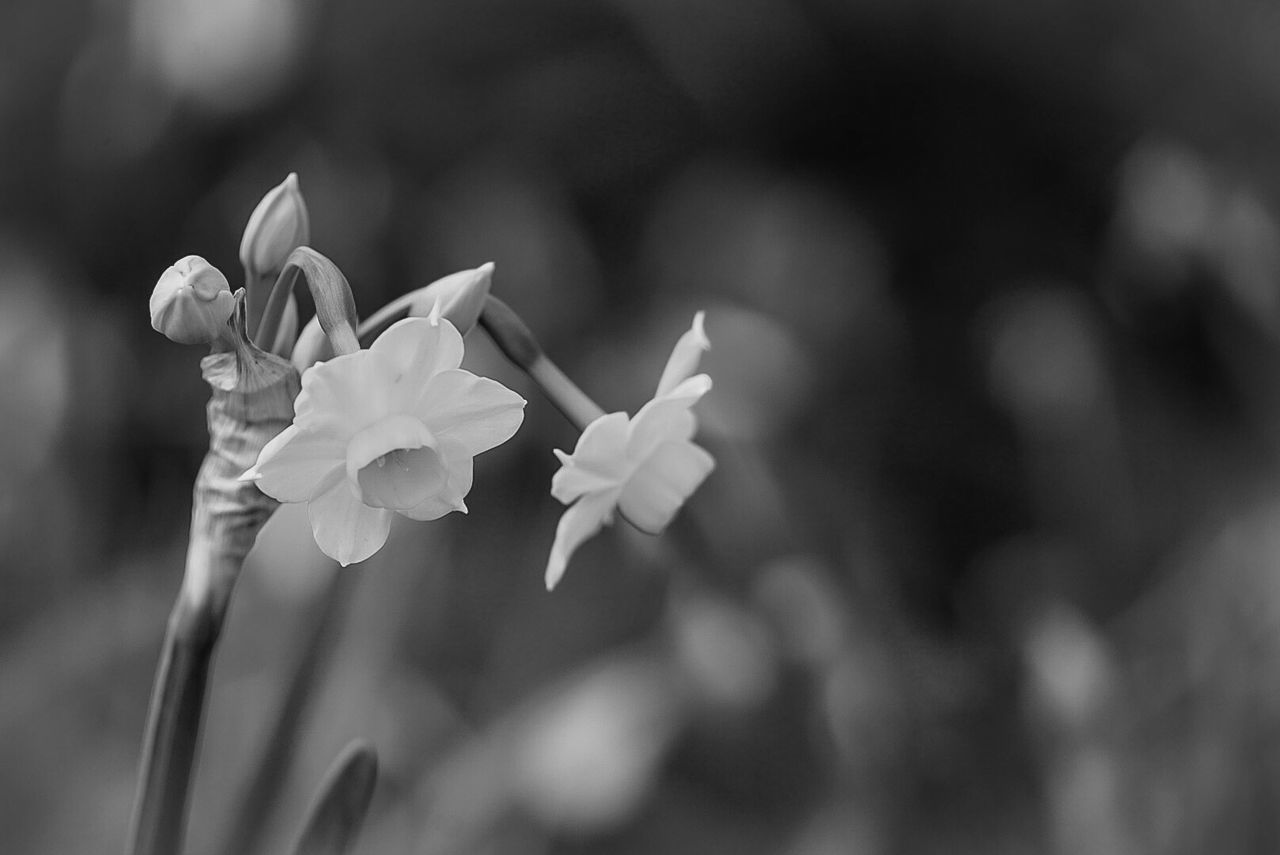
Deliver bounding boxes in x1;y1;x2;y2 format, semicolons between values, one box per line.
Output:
243;312;526;565
546;312;715;590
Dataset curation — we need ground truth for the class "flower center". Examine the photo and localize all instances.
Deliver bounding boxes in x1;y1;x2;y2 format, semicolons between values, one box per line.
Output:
345;414;446;510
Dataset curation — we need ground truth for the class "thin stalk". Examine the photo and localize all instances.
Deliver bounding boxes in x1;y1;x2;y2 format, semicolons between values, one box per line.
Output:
478;296;606;431
124;596;217;855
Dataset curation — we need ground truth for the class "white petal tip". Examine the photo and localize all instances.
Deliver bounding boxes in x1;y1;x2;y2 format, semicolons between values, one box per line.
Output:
683;373;713;396
552;448;573;466
691;311;709;349
238;469;261;483
477;261;495;276
545;565;563;591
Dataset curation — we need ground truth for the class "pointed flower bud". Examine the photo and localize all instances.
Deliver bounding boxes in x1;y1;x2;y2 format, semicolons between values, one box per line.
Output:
291;316;333;373
150;255;235;345
240;172;310;281
409;262;494;335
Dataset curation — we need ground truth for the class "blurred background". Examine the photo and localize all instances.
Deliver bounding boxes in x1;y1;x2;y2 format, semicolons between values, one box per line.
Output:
5;0;1280;852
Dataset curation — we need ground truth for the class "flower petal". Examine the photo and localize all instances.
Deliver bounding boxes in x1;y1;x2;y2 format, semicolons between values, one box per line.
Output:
545;488;621;591
550;412;631;504
370;315;464;382
401;438;474;520
618;440;715;534
243;425;346;502
293;350;398;436
626;374;712;461
307;478;394;566
654;311;709;398
550;449;626;504
343;414;437;500
416;368;527;455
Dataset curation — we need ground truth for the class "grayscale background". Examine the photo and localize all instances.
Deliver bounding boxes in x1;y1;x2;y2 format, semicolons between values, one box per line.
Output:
2;1;1278;853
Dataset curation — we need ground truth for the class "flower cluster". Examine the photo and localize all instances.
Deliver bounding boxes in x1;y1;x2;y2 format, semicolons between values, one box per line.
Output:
134;172;721;855
150;172;714;583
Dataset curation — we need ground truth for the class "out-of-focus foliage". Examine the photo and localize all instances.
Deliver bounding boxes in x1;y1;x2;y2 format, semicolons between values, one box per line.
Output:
5;0;1280;853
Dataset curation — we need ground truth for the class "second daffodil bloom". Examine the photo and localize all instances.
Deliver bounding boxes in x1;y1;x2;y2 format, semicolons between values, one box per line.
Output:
242;311;526;565
546;312;715;590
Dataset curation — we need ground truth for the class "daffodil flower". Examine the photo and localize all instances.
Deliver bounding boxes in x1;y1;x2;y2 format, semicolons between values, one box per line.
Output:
546;312;715;590
242;312;526;565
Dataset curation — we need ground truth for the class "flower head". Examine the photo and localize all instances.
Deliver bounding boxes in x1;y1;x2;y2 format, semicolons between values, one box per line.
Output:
150;255;235;345
546;312;715;590
242;311;526;565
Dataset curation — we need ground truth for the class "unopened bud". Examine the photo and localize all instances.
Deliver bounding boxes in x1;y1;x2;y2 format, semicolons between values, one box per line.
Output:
410;262;494;335
150;255;235;345
240;172;310;281
290;316;333;372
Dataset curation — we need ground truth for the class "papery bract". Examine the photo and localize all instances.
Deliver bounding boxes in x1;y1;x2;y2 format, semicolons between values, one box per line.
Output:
545;312;715;590
243;313;526;565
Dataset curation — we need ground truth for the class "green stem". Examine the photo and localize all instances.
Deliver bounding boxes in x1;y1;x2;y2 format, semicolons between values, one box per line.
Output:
124;597;217;855
126;316;299;855
479;296;606;430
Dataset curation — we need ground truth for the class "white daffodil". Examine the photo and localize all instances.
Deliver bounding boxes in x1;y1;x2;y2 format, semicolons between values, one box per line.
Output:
243;312;526;565
546;312;715;590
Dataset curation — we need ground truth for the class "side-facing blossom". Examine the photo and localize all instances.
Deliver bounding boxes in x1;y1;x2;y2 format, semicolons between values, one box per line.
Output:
546;312;715;590
242;311;526;565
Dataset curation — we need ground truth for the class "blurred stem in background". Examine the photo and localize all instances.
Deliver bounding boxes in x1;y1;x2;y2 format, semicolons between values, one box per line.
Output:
219;568;358;855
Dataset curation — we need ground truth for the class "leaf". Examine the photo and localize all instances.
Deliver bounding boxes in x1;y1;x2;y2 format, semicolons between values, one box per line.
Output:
289;740;379;855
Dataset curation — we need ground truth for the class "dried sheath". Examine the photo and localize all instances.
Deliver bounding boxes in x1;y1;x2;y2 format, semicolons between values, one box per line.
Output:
127;332;299;855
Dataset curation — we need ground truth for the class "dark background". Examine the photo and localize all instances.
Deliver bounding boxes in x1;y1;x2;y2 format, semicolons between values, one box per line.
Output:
4;0;1280;852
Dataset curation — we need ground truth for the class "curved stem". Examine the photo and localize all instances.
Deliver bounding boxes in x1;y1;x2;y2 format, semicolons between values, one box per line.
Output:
479;296;606;431
257;248;360;358
355;289;422;345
